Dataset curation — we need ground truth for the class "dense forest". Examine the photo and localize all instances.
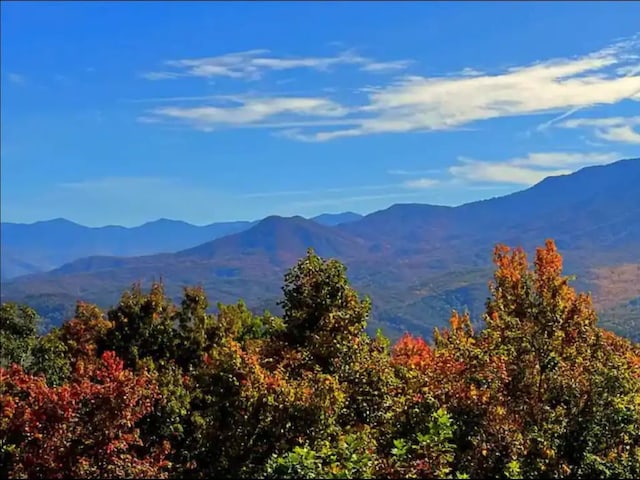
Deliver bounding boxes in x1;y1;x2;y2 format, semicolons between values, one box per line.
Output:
1;240;639;479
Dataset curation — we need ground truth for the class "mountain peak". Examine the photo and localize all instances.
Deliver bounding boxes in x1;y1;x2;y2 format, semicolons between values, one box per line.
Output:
254;215;309;229
311;211;363;226
34;218;83;227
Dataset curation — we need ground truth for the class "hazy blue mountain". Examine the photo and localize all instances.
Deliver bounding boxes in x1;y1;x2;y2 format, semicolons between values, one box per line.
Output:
0;211;363;279
2;158;639;340
311;212;363;226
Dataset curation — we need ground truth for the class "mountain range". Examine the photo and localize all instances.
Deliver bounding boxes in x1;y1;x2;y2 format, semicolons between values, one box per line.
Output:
2;158;639;340
0;212;363;280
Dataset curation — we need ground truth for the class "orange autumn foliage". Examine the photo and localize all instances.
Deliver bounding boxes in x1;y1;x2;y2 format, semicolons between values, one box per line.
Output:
392;334;434;372
1;241;639;479
1;351;170;479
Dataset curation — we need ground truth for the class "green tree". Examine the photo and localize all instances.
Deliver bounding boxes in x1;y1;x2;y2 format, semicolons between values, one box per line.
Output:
99;283;178;369
447;240;640;478
30;327;71;386
279;248;371;373
0;303;40;369
263;428;379;479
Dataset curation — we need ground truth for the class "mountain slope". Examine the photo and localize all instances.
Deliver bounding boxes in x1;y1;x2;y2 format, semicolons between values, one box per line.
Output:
0;211;364;280
341;158;640;245
311;211;363;226
178;215;366;266
2;158;639;339
1;216;367;314
0;218;256;279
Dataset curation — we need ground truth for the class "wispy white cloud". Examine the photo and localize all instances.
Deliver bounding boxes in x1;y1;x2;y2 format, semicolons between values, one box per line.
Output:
558;116;640;144
241;178;444;199
596;125;640;143
449;152;620;185
143;96;349;130
293;36;640;141
450;160;573;185
241;183;400;199
402;178;440;189
138;35;640;142
289;191;430;209
360;60;414;73
457;67;485;77
6;72;26;85
508;151;619;168
141;71;183;80
616;64;640;76
387;168;442;176
58;176;175;191
123;95;225;104
142;49;412;81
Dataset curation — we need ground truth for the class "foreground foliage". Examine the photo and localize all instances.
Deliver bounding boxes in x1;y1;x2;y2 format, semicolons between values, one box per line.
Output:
1;240;639;478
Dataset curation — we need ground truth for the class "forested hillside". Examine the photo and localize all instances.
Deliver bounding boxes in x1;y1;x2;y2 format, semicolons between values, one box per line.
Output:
2;240;639;479
0;213;364;280
4;159;639;342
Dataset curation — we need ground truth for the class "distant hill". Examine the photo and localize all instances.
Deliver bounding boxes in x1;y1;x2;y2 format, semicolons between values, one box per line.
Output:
310;211;363;226
178;215;366;266
0;218;255;280
2;158;639;340
0;212;363;280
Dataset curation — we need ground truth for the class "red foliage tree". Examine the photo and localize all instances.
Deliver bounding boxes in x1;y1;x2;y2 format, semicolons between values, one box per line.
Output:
1;351;170;478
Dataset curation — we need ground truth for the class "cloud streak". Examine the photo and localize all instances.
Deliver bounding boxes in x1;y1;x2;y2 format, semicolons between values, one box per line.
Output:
558;116;640;144
289;191;431;209
449;152;620;185
387;168;442;176
6;72;26;85
293;36;640;141
402;178;440;189
139;36;640;142
58;176;175;191
143;96;349;130
241;178;442;199
142;49;412;81
241;183;401;199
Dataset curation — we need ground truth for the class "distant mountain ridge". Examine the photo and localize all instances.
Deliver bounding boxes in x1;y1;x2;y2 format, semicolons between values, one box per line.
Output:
2;159;639;340
0;212;363;280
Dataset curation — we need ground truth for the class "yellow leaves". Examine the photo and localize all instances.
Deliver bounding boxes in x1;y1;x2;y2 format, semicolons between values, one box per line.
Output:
264;373;283;391
469;384;479;400
542;447;555;460
391;334;434;372
534;239;564;283
628;351;640;380
493;244;528;285
5;241;640;479
450;312;462;331
464;382;492;407
606;450;618;462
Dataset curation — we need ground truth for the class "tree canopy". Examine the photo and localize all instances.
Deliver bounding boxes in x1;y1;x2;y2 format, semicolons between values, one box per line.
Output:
1;240;639;478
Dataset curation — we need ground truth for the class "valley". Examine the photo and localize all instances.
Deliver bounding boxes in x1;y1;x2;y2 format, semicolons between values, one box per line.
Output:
2;158;639;340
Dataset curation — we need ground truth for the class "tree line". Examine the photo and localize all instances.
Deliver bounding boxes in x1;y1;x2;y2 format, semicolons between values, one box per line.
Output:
1;240;639;478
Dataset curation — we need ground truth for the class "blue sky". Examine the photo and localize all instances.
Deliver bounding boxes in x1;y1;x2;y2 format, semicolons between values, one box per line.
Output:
2;1;639;227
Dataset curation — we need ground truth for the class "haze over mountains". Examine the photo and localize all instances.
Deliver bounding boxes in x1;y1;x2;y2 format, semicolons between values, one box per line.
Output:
0;212;363;280
2;159;639;340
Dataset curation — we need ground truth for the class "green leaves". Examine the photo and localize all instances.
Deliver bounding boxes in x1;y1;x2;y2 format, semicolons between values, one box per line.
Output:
2;241;640;478
387;409;457;478
280;248;371;349
0;302;39;369
264;430;378;479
